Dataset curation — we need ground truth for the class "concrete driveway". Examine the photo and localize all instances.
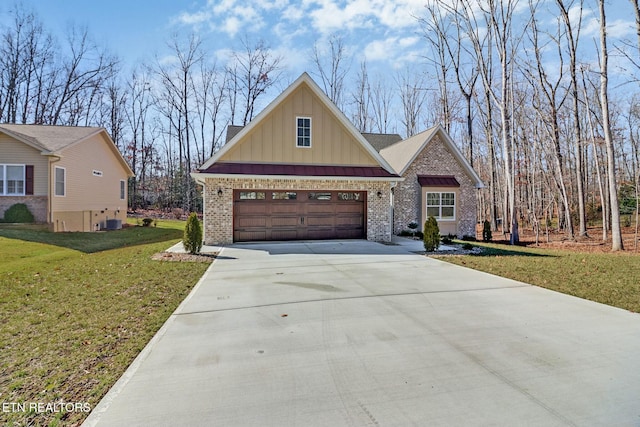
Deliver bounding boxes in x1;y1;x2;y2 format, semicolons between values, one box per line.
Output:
84;239;640;427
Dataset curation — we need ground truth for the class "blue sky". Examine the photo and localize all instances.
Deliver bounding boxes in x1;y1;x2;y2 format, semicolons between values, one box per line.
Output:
2;1;636;79
1;0;637;133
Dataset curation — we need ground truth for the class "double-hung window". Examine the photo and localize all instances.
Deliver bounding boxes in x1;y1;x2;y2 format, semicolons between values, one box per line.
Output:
296;117;311;147
54;167;66;197
426;192;455;220
0;164;26;195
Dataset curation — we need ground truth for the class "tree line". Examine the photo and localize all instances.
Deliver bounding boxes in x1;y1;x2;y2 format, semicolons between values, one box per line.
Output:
1;1;639;250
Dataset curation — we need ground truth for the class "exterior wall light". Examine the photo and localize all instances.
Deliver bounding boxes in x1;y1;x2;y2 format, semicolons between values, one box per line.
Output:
377;191;382;198
217;188;223;197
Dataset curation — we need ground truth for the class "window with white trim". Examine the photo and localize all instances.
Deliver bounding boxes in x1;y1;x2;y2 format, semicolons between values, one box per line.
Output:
0;164;25;195
426;192;455;220
296;117;311;147
120;180;126;200
54;166;66;197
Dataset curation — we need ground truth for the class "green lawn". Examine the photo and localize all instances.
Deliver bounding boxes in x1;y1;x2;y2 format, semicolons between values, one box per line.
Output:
0;220;210;426
433;242;640;313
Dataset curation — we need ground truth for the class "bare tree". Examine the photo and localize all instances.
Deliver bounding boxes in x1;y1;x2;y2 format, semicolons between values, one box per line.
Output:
228;37;282;126
525;0;574;240
311;33;350;110
396;71;427;138
154;34;204;211
51;25;118;125
351;60;372;132
370;76;394;133
598;0;624;250
555;0;589;237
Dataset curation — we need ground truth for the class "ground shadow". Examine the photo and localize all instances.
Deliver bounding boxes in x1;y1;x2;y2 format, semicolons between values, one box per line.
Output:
0;225;182;253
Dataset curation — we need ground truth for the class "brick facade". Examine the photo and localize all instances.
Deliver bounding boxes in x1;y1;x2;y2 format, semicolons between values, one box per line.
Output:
203;177;393;245
393;135;477;237
0;196;47;223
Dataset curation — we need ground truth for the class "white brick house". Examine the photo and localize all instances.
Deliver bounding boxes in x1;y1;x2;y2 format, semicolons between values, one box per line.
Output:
193;74;483;245
380;125;484;237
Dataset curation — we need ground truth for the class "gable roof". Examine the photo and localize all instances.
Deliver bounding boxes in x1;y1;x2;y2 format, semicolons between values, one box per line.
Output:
0;124;134;176
380;124;483;188
198;72;398;178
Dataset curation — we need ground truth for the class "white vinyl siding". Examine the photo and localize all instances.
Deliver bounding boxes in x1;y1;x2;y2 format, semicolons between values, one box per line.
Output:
54;166;66;197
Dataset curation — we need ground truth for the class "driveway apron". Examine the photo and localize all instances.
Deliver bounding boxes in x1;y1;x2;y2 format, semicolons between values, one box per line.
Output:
83;240;640;427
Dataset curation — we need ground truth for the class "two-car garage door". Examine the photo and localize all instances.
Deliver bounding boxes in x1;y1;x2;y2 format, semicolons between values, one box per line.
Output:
233;190;365;242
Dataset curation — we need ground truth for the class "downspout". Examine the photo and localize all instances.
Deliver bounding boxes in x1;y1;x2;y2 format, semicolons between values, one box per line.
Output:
47;155;62;231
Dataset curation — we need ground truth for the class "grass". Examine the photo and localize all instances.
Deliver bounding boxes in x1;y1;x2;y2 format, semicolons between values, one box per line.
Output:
433;241;640;313
0;220;210;426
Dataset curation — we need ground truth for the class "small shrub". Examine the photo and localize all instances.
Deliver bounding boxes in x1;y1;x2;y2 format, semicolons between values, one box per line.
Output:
482;220;492;242
441;235;452;244
2;203;35;223
398;230;412;237
407;221;418;231
172;208;184;220
141;218;153;227
462;235;477;241
183;212;203;254
415;231;424;239
462;242;474;250
423;216;440;252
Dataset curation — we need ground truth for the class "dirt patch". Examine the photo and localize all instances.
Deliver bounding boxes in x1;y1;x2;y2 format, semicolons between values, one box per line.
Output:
151;252;217;263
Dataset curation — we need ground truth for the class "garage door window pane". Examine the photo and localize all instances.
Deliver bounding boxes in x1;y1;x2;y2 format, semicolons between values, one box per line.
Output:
338;192;361;201
272;192;297;200
240;191;265;200
309;192;331;200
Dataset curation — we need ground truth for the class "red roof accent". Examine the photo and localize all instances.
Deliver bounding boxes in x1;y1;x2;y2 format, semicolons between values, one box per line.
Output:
199;163;399;178
417;175;460;187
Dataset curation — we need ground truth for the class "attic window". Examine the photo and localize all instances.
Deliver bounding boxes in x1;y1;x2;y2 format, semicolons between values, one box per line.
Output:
296;117;311;147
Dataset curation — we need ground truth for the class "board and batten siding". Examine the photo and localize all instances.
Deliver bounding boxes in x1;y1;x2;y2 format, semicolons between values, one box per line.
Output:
0;135;49;195
220;83;379;167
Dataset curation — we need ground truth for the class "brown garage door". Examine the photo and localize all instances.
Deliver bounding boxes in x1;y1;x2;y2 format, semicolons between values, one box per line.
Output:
233;190;366;242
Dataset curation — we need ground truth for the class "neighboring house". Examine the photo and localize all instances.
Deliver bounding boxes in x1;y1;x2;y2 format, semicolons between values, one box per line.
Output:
379;125;484;237
0;124;134;232
192;72;402;245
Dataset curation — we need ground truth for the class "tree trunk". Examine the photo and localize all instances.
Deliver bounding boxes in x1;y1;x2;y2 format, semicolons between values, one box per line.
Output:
598;0;624;251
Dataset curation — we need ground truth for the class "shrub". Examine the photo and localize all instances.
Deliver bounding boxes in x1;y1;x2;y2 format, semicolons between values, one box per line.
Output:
462;242;474;250
141;218;154;227
462;235;477;241
183;212;203;254
415;231;424;239
2;203;34;223
423;216;440;252
441;235;452;245
398;230;412;237
482;220;492;242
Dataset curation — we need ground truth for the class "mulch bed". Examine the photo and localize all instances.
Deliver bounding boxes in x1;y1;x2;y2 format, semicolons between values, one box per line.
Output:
151;252;217;262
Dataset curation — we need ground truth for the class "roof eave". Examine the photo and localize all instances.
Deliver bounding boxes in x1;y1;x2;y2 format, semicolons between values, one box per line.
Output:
191;171;403;183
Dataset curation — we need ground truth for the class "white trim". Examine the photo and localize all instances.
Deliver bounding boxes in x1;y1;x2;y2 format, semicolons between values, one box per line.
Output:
54;166;66;197
295;116;312;148
0;164;26;196
426;191;456;222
